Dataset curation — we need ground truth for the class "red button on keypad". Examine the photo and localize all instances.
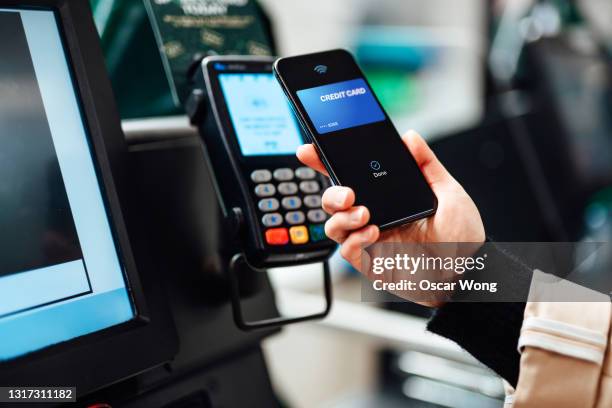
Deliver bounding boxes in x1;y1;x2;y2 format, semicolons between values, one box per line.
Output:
265;228;289;245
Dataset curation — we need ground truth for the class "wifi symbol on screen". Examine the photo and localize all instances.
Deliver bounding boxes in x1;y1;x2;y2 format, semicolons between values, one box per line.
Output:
314;65;328;74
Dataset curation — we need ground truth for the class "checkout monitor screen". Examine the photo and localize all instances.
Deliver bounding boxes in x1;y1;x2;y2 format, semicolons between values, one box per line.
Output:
0;8;135;360
218;73;304;156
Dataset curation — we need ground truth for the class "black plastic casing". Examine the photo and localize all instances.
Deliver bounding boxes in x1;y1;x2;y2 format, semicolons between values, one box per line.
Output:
192;56;336;269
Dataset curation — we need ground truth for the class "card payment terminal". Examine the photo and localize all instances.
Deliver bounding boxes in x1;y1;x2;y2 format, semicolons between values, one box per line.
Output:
188;56;336;269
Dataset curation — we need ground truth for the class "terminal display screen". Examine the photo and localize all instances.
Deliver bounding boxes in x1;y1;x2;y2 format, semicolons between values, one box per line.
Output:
0;8;134;361
218;73;303;156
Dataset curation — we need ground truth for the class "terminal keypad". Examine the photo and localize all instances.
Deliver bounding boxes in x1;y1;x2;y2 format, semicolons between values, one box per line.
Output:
251;166;328;245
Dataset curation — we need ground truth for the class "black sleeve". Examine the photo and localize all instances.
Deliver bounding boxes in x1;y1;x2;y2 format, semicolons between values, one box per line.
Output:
426;242;533;387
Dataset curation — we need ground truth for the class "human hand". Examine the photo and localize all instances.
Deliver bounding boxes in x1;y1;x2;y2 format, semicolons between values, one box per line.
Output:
297;130;485;305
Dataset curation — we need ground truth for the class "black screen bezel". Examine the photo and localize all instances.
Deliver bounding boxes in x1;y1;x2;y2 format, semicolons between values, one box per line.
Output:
0;0;176;396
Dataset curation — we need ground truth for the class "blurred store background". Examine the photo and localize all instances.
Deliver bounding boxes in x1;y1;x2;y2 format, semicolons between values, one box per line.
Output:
89;0;612;406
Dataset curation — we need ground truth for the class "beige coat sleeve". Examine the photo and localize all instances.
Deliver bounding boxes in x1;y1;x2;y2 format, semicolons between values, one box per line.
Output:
511;270;612;408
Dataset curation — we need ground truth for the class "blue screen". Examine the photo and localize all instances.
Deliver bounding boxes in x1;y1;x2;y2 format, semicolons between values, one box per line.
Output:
0;9;134;361
297;78;386;134
219;73;303;156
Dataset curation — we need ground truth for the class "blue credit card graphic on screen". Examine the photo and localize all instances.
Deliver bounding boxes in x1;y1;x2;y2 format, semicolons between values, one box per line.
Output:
297;78;385;134
0;8;134;361
219;73;303;156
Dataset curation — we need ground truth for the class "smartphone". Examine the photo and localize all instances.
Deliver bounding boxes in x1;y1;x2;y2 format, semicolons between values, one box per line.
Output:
273;49;437;230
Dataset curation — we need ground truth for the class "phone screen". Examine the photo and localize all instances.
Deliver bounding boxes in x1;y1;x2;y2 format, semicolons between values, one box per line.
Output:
275;50;436;229
297;78;385;134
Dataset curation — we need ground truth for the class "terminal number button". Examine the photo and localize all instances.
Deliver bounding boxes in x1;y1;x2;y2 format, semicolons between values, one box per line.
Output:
299;180;320;193
289;226;309;244
258;198;279;212
278;182;298;195
307;209;327;223
303;194;322;208
273;168;294;181
285;211;305;225
255;183;276;197
282;196;302;210
266;228;289;245
251;169;272;183
262;213;283;227
295;167;316;179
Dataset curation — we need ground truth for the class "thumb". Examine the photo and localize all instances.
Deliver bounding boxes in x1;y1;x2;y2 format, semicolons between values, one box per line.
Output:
402;130;455;189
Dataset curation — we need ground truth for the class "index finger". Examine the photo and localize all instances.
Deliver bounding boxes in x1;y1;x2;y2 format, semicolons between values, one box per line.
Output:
296;144;329;177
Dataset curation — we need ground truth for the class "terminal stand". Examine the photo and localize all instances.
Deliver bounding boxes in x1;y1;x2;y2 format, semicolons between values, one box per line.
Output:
183;57;335;331
227;252;332;331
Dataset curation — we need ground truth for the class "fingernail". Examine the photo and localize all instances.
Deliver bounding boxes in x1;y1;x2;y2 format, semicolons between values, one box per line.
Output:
335;189;349;206
351;207;365;223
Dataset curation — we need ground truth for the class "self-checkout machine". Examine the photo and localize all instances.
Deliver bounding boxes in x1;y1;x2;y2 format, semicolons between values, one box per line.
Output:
0;1;334;407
